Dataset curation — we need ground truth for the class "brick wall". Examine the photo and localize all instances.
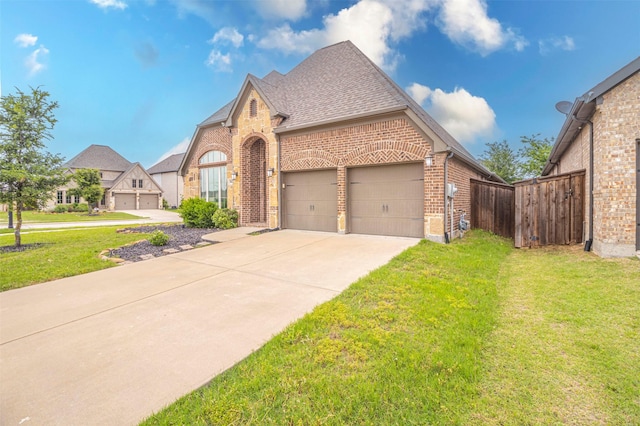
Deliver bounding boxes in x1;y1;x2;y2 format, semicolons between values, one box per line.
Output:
592;72;639;256
554;71;639;257
447;157;483;237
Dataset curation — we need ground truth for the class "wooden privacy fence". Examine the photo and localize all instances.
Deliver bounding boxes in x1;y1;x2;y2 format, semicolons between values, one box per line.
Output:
470;179;515;239
513;171;585;248
470;171;585;248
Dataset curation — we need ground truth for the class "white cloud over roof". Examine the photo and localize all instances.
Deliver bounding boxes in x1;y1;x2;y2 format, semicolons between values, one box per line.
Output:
437;0;528;55
407;83;497;144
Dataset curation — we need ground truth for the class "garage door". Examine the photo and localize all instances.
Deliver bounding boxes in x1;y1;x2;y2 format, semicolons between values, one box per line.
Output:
114;193;136;210
139;194;158;209
349;163;424;238
283;169;337;232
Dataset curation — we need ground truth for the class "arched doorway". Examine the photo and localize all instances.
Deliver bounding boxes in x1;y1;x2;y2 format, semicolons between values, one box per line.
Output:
241;137;267;224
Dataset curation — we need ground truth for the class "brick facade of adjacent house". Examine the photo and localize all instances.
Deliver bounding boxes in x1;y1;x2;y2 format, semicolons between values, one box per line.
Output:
549;71;639;257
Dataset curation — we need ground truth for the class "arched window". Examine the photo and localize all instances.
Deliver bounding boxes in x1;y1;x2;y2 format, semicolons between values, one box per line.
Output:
199;151;228;208
249;99;257;117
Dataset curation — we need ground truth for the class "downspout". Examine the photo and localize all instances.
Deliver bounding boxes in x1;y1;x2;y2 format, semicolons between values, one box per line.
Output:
443;150;454;244
569;115;594;251
277;134;282;230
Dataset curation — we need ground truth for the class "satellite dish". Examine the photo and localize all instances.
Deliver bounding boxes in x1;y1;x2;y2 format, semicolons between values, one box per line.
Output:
555;101;573;115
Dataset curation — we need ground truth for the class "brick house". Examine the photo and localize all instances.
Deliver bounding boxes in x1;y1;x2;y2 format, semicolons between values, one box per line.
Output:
542;56;639;257
49;144;163;211
180;41;501;240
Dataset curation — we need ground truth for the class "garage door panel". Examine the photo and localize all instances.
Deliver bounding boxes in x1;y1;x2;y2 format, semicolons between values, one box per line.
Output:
348;163;424;238
139;195;158;209
283;170;337;232
115;194;136;210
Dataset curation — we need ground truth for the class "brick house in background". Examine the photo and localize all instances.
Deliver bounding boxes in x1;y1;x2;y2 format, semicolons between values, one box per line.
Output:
49;144;163;211
180;41;502;241
542;56;639;257
148;153;185;208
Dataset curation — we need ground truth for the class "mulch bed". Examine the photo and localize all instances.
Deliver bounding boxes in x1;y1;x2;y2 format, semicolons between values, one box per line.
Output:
0;243;48;254
108;225;219;263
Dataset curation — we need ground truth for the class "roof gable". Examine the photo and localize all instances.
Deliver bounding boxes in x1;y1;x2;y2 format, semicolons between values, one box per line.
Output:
64;144;132;172
111;162;163;192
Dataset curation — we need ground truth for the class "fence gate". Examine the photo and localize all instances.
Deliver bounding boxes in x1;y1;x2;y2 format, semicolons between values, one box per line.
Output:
513;171;585;248
470;179;515;239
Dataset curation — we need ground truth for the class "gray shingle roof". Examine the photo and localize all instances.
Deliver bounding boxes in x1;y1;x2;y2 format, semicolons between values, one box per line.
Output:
147;153;185;174
192;40;496;179
199;99;235;127
64;144;132;171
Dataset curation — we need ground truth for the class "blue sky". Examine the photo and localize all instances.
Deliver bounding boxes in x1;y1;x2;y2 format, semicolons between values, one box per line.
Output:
2;0;639;168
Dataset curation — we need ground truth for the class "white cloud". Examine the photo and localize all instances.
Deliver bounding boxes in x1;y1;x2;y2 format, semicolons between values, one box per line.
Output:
14;33;38;48
407;83;496;144
205;49;232;72
258;0;436;71
155;137;190;164
210;27;244;48
89;0;128;10
538;35;575;55
257;0;308;21
25;46;50;76
437;0;527;55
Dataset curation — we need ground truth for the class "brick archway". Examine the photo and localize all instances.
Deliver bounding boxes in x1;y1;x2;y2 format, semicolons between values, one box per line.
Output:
241;137;267;224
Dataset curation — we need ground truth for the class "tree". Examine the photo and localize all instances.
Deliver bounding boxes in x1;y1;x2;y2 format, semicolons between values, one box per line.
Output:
69;168;104;214
519;133;554;178
0;87;68;246
479;140;521;184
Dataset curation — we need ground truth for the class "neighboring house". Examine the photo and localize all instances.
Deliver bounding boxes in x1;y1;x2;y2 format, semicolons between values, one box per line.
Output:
49;144;163;211
542;56;639;257
147;153;185;208
180;41;502;240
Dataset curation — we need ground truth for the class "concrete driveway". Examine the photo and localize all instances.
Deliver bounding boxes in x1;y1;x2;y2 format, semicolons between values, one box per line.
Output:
0;229;418;425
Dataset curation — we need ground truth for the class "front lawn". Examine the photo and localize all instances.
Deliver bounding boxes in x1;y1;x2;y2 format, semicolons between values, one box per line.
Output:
142;231;639;425
0;227;152;291
0;210;142;224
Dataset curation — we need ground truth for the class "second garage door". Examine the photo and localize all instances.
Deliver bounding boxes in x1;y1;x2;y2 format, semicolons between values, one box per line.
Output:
348;163;424;238
283;169;337;232
114;193;136;210
139;194;158;209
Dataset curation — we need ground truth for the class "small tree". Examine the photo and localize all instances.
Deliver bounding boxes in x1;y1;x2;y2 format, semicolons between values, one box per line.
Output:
69;168;103;214
519;134;554;178
479;140;521;184
0;87;68;246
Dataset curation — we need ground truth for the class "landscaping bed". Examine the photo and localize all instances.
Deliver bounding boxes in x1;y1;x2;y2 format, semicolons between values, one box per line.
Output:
109;225;218;263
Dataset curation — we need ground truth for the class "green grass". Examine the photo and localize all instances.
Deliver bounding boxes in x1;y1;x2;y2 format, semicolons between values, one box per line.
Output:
142;231;513;425
142;231;640;425
0;210;142;223
469;245;640;425
0;226;152;291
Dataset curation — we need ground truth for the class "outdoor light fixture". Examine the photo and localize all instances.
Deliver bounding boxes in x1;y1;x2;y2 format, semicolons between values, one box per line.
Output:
267;168;274;177
425;154;434;167
231;171;238;180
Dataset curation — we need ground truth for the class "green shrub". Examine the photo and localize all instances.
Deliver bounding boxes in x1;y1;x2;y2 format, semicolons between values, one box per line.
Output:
212;208;239;229
162;198;169;210
179;198;218;228
148;230;170;246
71;203;89;212
53;204;67;213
